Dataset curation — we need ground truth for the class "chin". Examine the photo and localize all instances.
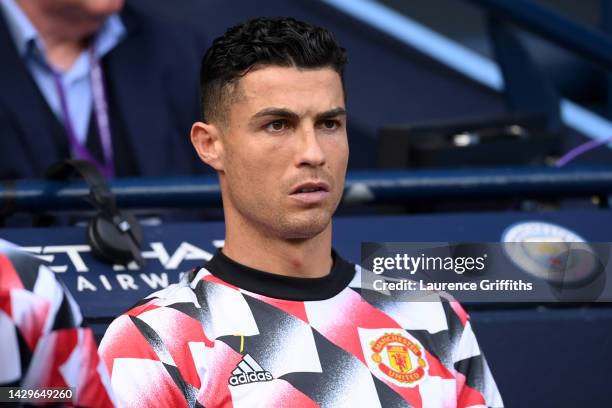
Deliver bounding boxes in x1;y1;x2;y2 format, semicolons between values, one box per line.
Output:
279;214;331;240
88;0;124;17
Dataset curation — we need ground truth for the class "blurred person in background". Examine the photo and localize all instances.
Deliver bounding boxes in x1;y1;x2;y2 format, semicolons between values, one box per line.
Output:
0;0;208;181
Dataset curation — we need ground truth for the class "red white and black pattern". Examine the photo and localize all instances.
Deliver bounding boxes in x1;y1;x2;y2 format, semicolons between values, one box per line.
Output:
100;251;503;408
0;239;115;407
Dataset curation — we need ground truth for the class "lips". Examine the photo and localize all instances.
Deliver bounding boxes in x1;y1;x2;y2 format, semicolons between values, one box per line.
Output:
289;180;331;205
290;181;330;195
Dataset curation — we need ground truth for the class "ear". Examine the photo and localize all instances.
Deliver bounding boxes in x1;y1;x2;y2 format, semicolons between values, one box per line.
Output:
190;121;225;171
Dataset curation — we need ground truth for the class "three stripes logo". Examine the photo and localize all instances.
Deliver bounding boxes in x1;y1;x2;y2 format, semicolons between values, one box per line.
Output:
228;354;273;386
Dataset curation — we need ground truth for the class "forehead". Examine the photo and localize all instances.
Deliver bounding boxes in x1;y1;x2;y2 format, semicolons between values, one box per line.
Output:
232;66;345;116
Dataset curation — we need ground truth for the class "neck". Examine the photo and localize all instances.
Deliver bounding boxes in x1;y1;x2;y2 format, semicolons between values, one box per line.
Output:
222;212;333;279
17;0;97;70
46;39;90;71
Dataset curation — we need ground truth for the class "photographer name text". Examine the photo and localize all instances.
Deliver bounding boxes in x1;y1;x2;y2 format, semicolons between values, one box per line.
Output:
373;279;533;292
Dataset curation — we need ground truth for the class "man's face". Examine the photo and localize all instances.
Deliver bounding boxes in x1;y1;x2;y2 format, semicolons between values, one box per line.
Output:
216;66;348;240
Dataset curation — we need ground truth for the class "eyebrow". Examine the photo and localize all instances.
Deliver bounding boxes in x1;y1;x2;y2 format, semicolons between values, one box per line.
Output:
250;107;347;122
315;107;347;121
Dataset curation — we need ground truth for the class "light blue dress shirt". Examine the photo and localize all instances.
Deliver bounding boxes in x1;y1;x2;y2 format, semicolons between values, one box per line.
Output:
0;0;126;145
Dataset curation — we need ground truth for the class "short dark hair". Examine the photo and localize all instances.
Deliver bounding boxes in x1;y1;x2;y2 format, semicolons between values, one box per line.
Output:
199;17;347;124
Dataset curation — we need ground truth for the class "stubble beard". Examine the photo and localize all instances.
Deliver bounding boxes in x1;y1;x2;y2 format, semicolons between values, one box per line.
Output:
229;189;340;242
222;164;344;242
251;199;335;241
275;208;332;240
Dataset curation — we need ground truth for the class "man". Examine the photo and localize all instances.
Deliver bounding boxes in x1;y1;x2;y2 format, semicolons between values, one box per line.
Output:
0;239;115;407
100;17;503;407
0;0;205;180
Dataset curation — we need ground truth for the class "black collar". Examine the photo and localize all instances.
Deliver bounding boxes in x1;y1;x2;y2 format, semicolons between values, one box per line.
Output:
203;249;355;301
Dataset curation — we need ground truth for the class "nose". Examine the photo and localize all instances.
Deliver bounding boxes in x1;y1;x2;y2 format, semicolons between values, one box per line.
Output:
296;126;326;167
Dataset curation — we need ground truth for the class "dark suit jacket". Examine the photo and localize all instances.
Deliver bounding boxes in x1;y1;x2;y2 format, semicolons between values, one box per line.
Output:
0;4;211;180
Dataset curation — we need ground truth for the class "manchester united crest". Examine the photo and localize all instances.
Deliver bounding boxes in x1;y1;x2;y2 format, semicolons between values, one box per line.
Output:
359;329;429;387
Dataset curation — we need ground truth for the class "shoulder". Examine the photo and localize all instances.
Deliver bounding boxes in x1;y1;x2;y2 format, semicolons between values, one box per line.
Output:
98;270;226;406
348;264;476;356
100;279;200;346
99;263;262;370
118;3;208;60
350;265;503;406
99;270;216;369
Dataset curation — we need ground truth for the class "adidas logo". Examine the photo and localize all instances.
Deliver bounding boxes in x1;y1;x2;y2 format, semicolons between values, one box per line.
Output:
228;354;273;386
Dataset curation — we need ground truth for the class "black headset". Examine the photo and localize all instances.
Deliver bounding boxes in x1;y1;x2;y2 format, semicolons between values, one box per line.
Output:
46;159;145;267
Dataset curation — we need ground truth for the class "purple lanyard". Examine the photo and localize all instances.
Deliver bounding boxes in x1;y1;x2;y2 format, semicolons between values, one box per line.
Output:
51;48;115;178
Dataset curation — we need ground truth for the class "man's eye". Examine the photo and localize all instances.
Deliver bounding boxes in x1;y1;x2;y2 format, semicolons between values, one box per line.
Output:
321;120;340;130
265;120;287;132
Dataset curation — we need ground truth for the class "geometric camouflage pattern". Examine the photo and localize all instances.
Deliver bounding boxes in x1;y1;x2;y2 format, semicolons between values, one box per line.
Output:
100;252;503;408
0;239;115;407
